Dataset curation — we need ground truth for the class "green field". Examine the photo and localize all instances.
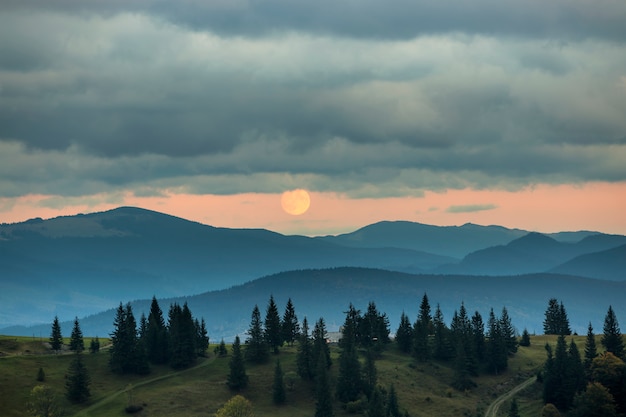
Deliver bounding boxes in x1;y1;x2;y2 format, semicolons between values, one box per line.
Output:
0;334;589;417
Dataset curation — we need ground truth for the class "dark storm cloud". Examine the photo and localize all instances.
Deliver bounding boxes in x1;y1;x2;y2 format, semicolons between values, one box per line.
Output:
0;4;625;199
3;0;625;41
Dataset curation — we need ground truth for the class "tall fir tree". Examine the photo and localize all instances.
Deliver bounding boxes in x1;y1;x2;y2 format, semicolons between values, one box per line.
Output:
297;317;314;380
264;295;283;354
146;296;169;364
336;305;362;403
65;352;91;403
413;293;432;362
168;303;197;369
359;301;390;354
486;308;508;374
227;336;248;391
471;311;486;363
520;328;531;347
602;305;625;359
50;316;63;353
367;386;386;417
395;311;413;354
312;318;332;372
500;307;518;354
362;348;378;399
109;302;149;374
272;359;286;404
565;339;585;403
387;384;401;417
432;304;452;360
584;322;598;375
281;297;300;346
195;317;209;357
543;298;571;335
69;317;84;352
245;305;269;363
89;336;100;354
314;350;334;417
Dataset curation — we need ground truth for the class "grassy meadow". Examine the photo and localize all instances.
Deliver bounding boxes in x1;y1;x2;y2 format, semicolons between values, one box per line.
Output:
0;334;594;417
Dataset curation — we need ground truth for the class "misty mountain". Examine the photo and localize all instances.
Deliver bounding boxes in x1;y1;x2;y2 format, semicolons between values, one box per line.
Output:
550;244;626;281
4;268;625;343
0;207;452;328
316;221;599;259
436;232;626;277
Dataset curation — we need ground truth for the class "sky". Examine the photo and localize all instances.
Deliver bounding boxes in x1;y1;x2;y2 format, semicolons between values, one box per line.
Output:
1;0;625;236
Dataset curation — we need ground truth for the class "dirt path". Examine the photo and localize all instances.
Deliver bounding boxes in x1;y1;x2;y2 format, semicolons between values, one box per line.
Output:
73;355;217;417
484;376;536;417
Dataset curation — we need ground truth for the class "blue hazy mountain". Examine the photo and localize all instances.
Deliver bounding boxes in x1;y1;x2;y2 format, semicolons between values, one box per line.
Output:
316;220;598;259
550;243;626;281
0;207;452;328
1;207;624;331
4;268;625;343
436;232;626;276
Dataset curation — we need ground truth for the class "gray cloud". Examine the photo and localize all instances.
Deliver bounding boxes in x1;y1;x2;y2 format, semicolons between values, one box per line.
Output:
0;5;625;200
3;0;625;41
446;204;498;213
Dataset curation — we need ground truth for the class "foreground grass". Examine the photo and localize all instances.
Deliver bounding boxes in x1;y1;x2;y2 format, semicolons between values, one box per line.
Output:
0;334;582;417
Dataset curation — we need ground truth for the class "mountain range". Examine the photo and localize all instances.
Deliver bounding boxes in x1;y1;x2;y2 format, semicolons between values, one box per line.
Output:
1;206;624;335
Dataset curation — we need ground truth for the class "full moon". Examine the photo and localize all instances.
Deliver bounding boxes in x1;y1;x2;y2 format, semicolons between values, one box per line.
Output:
281;189;311;216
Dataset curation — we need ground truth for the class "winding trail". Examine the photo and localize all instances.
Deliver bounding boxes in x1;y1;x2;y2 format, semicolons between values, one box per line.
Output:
73;355;217;417
484;376;536;417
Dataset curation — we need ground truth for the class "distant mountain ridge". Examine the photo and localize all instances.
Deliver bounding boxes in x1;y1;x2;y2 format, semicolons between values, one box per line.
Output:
4;268;625;343
0;206;624;331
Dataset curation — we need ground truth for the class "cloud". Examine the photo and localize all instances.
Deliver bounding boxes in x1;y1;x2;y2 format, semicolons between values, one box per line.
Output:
0;4;625;201
446;204;498;213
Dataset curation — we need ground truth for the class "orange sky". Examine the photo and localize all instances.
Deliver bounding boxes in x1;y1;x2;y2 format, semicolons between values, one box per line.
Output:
1;182;625;236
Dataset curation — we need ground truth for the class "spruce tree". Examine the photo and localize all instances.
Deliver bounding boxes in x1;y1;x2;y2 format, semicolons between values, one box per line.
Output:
314;350;334;417
245;305;269;363
228;336;248;391
264;295;283;354
65;352;91;403
565;339;585;403
486;308;507;374
109;303;129;373
50;316;63;353
432;304;452;360
500;307;518;354
520;328;531;347
281;297;300;346
544;299;571;335
312;318;331;372
471;311;486;362
217;339;228;357
69;317;84;352
297;317;314;380
195;317;209;357
146;296;169;364
395;311;413;354
413;294;431;362
272;359;286;404
359;301;390;354
584;322;597;374
89;336;100;353
367;386;386;417
387;384;401;417
336;306;362;403
602;305;625;359
168;303;197;369
362;348;377;399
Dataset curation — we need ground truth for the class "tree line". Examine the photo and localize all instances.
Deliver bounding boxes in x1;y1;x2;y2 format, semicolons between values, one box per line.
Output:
541;301;626;417
223;293;524;417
